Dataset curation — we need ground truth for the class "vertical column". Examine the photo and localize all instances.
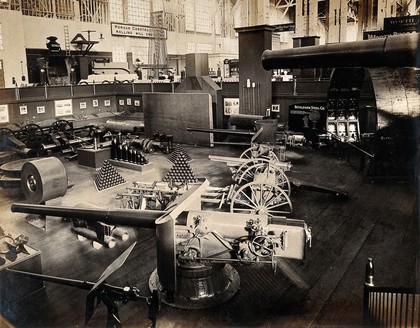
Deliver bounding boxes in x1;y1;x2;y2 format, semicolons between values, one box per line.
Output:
308;0;318;36
295;0;319;37
293;0;320;78
295;0;308;36
339;0;347;42
239;0;270;26
327;0;347;43
386;0;396;17
235;25;274;116
377;0;387;29
366;0;376;31
257;0;270;25
358;0;367;40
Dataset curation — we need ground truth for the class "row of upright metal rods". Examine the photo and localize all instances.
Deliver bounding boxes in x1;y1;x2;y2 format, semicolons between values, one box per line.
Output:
242;81;261;115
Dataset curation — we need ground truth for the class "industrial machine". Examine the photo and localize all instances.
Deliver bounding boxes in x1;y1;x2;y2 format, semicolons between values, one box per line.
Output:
10;179;311;325
0;120;99;158
262;33;419;179
7;242;161;328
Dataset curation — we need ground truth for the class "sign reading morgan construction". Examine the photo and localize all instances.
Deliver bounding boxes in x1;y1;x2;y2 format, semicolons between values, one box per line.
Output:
111;23;167;39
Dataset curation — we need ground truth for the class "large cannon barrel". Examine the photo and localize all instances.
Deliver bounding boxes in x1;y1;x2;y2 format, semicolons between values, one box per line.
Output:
261;33;419;70
11;203;165;229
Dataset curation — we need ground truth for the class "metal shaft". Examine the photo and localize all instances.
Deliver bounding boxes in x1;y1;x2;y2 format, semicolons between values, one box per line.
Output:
11;203;165;229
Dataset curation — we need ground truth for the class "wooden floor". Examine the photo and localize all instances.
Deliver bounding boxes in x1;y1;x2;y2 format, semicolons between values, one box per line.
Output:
0;144;418;328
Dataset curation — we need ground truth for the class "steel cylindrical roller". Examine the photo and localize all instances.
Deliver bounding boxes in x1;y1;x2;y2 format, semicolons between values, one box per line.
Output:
21;157;68;204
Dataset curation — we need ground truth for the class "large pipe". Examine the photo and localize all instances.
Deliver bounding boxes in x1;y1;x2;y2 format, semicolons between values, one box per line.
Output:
186;127;256;135
261;33;419;70
11;203;165;229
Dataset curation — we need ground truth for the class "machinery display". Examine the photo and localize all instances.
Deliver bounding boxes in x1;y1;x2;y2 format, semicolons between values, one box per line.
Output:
118;143;293;218
262;33;419;180
1;26;417;328
10;178;312;320
0;120;104;159
287;67;365;147
7;242;161;328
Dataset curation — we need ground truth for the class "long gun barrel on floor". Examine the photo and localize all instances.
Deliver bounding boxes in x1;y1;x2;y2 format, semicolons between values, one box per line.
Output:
261;33;419;69
11;203;165;229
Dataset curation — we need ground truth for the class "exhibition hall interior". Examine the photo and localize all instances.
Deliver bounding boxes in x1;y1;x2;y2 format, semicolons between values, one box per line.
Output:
0;0;418;327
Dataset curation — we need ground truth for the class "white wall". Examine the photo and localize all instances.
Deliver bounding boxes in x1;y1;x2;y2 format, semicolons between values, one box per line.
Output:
0;10;26;87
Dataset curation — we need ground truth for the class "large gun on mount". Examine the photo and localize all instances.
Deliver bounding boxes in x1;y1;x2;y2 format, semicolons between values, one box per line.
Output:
261;33;419;69
11;179;311;313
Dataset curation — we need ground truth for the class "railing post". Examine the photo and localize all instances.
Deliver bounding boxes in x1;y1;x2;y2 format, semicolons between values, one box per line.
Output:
363;258;374;326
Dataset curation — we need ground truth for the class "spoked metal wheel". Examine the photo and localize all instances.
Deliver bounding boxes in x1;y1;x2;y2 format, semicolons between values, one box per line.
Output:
239;145;279;161
233;158;268;182
230;181;292;218
17;123;44;148
235;160;291;196
49;119;73;137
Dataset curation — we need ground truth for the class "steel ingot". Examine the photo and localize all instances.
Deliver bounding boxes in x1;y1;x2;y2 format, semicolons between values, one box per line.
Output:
21;157;68;204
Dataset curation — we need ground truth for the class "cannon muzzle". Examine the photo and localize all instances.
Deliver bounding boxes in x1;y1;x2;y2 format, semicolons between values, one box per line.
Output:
11;203;165;229
261;33;419;70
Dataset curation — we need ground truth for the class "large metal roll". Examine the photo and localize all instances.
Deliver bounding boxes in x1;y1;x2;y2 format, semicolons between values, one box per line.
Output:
20;157;68;204
104;119;144;133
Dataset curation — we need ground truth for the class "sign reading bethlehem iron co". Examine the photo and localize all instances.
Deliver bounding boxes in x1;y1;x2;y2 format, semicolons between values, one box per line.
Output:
111;23;167;39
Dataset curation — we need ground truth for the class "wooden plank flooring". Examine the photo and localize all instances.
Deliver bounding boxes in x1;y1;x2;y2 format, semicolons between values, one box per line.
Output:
0;144;417;328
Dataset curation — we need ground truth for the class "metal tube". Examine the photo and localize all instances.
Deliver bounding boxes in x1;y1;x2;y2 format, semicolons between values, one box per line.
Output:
186;127;256;135
261;33;419;69
11;203;165;228
7;268;94;290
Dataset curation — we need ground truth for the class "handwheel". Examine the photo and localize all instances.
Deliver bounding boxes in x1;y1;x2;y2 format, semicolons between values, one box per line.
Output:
240;145;279;161
49;119;73;137
249;236;274;257
230;181;292;218
236;161;291;196
17;123;44;148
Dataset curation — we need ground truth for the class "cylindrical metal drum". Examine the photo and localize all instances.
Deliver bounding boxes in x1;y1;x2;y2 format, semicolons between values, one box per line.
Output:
229;114;264;129
105;119;144;133
20;157;68;204
254;119;278;144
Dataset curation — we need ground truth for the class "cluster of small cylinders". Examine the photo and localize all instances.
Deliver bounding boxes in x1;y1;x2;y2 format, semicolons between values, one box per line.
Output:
111;132;149;165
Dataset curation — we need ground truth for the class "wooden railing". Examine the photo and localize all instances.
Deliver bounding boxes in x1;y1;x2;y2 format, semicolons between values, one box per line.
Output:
363;259;419;327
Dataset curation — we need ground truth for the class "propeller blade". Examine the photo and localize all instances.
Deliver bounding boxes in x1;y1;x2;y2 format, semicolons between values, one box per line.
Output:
89;242;137;294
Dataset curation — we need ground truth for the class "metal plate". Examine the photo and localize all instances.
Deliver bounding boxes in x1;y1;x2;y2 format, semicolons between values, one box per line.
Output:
0;158;38;175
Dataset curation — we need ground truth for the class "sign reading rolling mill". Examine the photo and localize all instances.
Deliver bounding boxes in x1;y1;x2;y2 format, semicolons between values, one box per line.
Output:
111;23;167;39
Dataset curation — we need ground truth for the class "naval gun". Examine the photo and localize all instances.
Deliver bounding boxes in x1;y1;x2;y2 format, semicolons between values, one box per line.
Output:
11;179;311;314
261;33;419;69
